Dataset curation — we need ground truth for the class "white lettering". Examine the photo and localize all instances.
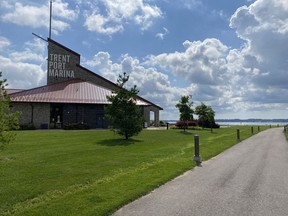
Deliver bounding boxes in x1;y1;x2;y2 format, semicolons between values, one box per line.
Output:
48;53;73;77
49;69;54;76
59;70;63;77
48;69;75;78
54;70;59;77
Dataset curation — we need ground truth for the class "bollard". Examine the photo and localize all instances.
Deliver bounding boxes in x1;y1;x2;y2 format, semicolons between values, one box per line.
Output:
194;135;202;166
166;123;169;130
251;126;254;134
258;126;260;132
237;128;240;142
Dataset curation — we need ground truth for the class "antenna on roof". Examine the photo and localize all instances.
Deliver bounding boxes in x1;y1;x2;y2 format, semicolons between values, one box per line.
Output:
32;1;52;42
49;0;52;39
32;33;48;42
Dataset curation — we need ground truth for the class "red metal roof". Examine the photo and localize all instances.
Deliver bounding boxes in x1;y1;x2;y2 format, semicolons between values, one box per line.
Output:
9;79;150;106
6;89;25;94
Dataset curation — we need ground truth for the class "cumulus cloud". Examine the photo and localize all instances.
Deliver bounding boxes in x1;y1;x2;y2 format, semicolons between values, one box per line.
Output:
0;36;10;49
1;0;77;34
230;0;288;90
84;0;162;35
148;38;229;85
0;38;47;89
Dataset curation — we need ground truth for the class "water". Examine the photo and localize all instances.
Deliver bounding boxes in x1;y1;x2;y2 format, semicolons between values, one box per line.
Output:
216;121;288;126
165;120;288;126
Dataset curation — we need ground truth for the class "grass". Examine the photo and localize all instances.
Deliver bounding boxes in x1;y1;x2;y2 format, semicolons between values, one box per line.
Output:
0;126;271;216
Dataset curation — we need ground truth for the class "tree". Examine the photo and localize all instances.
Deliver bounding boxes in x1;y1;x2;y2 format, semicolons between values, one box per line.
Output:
105;73;144;140
195;102;217;130
0;72;20;150
175;95;194;131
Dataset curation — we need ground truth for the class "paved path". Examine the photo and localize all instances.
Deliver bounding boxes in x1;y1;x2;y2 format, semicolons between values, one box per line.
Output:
113;128;288;216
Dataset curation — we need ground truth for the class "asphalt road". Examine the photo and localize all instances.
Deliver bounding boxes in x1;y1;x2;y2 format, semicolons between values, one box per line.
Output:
113;128;288;216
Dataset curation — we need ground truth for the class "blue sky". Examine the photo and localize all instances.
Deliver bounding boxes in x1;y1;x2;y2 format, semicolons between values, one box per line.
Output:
1;0;288;120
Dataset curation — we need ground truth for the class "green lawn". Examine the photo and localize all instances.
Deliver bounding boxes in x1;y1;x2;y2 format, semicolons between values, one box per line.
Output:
0;126;270;216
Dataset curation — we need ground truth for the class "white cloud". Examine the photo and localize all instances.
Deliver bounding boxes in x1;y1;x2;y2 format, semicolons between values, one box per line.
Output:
178;0;202;10
1;0;77;34
84;0;162;35
0;38;47;89
2;2;48;28
148;38;229;85
0;36;10;49
230;0;288;90
156;27;169;40
84;13;124;35
1;56;46;89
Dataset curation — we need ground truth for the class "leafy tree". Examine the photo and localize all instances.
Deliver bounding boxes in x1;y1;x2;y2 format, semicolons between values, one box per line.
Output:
175;95;194;131
105;73;144;140
195;102;217;130
0;72;20;150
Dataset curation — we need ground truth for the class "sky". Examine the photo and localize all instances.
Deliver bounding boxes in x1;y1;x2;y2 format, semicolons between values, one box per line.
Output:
1;0;288;120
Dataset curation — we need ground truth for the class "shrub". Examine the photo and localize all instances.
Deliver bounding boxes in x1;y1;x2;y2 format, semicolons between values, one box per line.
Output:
159;120;166;127
63;122;90;130
19;123;36;130
175;120;198;129
198;120;220;128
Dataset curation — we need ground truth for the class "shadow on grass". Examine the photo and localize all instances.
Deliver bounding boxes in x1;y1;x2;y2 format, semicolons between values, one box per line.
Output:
179;131;194;135
97;138;143;147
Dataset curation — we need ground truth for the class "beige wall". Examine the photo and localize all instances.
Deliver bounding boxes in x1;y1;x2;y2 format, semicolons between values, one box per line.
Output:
143;106;160;127
11;103;50;129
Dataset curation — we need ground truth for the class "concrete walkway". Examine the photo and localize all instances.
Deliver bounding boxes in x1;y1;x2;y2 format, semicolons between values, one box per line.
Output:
113;128;288;216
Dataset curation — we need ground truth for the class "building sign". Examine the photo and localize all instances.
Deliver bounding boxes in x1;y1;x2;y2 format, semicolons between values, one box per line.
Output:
48;54;75;78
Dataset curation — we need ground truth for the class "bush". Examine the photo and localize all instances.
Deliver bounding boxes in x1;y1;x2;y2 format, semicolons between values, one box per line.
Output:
63;122;90;130
19;123;36;130
175;120;198;129
159;120;166;127
198;120;220;128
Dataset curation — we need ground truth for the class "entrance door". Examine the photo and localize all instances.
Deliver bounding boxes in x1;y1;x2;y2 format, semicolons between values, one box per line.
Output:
50;104;63;129
96;114;104;128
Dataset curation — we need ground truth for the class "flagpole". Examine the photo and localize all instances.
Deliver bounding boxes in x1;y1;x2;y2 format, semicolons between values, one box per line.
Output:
49;0;52;39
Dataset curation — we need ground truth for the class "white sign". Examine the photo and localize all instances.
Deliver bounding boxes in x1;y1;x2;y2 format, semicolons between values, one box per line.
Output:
48;54;75;78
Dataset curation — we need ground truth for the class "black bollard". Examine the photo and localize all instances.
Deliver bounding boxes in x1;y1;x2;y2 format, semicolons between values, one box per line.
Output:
166;123;169;130
237;128;240;142
194;135;202;166
251;126;254;134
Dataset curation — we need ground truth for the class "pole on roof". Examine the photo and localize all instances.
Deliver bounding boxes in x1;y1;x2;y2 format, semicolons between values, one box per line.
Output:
49;0;52;39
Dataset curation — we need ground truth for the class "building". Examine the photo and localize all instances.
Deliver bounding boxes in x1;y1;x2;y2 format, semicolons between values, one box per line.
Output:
9;38;162;129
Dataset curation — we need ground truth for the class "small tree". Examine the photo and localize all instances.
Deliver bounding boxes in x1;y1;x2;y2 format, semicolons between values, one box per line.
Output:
195;102;216;131
105;73;143;140
0;72;20;150
175;95;194;132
